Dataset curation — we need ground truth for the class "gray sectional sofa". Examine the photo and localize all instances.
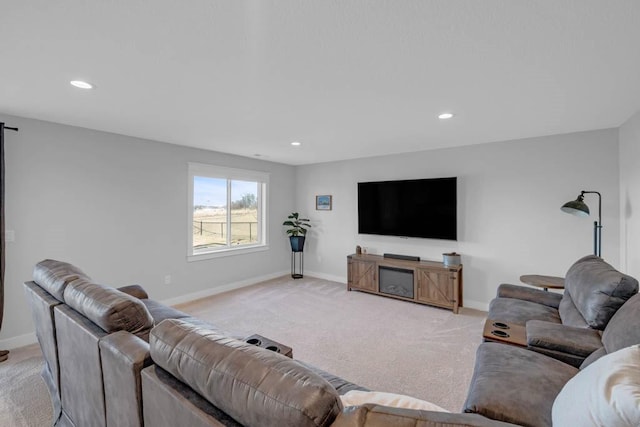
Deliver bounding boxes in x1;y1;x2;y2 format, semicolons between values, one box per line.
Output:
24;257;640;427
488;254;639;367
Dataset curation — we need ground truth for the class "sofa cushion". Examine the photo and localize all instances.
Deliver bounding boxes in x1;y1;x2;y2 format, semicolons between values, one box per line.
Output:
561;255;638;330
557;295;588;328
552;344;640;427
496;283;562;308
463;342;577;427
340;390;448;412
33;259;91;302
297;361;369;396
141;299;191;324
580;346;607;369
149;319;342;427
526;320;602;358
63;279;154;335
602;293;640;354
488;297;561;326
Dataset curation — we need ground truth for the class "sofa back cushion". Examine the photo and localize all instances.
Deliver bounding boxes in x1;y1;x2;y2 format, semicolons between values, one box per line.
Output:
150;319;342;427
33;259;91;302
557;296;588;328
63;279;154;335
560;255;638;329
602;293;640;354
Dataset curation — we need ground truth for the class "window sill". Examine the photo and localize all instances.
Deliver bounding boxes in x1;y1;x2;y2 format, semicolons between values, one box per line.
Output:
187;244;269;262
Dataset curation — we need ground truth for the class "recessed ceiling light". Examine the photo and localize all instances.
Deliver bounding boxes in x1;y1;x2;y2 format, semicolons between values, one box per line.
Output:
291;141;302;146
70;80;93;89
438;113;454;119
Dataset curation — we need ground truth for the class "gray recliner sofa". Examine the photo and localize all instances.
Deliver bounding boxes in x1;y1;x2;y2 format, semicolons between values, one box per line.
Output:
487;255;638;366
463;291;640;427
24;259;199;427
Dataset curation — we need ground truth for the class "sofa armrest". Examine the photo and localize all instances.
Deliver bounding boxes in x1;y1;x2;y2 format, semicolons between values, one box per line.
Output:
526;320;602;367
99;331;152;427
332;404;520;427
497;283;562;308
117;284;149;299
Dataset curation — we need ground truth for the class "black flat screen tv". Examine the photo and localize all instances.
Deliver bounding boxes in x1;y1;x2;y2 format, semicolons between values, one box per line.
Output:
358;177;457;240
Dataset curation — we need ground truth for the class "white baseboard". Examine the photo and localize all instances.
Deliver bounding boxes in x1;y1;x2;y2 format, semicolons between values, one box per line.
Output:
0;331;37;349
463;299;489;312
304;270;347;284
161;270;289;306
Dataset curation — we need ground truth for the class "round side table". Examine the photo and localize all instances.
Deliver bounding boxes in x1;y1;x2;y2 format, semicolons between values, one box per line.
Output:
519;274;565;292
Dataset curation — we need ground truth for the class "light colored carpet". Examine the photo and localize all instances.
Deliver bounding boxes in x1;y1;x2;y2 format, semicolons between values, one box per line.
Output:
0;344;53;426
0;275;486;425
176;275;487;411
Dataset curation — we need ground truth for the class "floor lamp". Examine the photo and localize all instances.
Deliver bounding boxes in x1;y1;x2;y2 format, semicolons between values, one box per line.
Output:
560;191;602;257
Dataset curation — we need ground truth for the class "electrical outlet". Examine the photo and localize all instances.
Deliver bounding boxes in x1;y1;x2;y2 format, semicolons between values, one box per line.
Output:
164;275;171;285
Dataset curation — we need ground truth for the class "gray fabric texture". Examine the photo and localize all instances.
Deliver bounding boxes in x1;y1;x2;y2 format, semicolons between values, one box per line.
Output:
526;345;588;368
487;297;561;326
463;342;577;427
526;320;602;358
149;319;343;427
32;259;91;302
63;279;154;335
601;292;640;353
496;284;562;308
561;255;638;329
579;346;607;369
557;295;588;328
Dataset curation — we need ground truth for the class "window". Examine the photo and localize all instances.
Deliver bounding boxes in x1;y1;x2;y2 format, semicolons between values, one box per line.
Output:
188;163;269;260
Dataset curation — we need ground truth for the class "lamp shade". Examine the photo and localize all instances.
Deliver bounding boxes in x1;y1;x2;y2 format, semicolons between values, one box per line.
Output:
561;195;590;217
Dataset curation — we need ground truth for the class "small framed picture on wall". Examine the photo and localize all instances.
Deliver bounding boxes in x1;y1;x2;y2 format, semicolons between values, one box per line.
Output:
316;195;332;210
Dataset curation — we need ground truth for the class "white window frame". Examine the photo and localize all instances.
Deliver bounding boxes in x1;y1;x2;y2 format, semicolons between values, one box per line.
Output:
188;162;269;261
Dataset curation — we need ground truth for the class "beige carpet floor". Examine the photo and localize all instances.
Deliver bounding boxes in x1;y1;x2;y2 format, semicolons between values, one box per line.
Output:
0;275;486;425
0;343;53;426
175;275;487;411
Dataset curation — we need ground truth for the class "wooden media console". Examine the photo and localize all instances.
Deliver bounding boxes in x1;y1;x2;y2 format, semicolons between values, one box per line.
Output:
347;253;463;313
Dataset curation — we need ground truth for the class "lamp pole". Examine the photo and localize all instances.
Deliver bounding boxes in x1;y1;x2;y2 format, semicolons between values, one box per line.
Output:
581;191;602;257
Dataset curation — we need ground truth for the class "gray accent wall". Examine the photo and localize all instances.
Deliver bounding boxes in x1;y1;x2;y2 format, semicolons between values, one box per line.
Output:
294;129;620;310
0;114;295;345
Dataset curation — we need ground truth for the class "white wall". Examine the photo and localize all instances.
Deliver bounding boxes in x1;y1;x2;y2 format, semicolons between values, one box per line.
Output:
296;129;620;310
0;114;296;347
619;109;640;277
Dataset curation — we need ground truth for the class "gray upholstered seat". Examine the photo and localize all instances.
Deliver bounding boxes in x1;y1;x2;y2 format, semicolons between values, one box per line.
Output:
488;297;561;325
489;255;638;330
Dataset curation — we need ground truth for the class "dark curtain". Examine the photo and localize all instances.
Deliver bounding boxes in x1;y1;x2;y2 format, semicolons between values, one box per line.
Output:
0;122;5;332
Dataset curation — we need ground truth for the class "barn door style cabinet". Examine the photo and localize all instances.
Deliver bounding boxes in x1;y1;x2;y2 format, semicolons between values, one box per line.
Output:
347;253;463;313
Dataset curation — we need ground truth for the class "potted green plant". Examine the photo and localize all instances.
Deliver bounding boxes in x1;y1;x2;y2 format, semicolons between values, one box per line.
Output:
283;212;311;252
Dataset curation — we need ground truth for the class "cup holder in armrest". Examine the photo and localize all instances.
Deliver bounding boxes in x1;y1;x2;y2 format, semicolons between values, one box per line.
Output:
491;330;510;338
492;322;510;330
246;338;261;346
265;345;280;353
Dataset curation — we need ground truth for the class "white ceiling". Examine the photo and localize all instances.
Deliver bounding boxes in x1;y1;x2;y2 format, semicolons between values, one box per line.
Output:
1;1;640;165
